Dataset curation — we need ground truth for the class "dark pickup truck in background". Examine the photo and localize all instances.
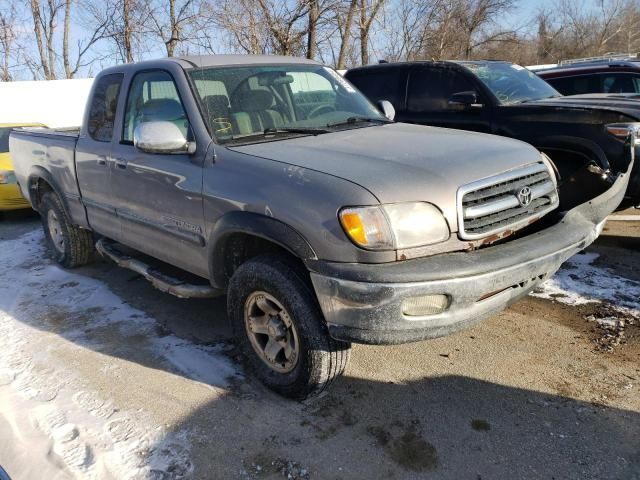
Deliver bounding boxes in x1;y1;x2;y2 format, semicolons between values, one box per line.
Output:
535;56;640;96
9;55;632;399
345;60;640;209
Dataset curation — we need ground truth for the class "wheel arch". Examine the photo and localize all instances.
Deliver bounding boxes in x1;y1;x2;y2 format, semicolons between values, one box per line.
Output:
26;167;91;229
26;167;66;212
531;135;611;173
207;211;317;289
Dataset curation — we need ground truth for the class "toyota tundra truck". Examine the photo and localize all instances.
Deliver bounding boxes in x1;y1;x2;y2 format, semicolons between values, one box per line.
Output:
9;55;632;399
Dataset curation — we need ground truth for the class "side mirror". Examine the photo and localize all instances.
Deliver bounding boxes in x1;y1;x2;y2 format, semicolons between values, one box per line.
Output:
133;121;195;154
377;100;396;121
448;91;482;109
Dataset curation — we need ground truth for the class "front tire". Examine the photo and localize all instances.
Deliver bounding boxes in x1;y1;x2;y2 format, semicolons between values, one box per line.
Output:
227;254;351;400
40;191;94;268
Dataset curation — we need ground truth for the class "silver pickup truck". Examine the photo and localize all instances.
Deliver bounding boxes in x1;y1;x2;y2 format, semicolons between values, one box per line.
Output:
10;55;631;399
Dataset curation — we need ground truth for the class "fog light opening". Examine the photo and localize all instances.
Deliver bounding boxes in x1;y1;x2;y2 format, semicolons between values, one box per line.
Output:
402;294;450;317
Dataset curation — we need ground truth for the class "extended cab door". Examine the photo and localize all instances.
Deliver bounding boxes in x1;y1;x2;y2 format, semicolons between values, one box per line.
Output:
75;73;124;240
109;69;208;277
399;65;492;133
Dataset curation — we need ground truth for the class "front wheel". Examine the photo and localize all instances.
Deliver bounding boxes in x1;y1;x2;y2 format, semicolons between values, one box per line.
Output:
227;254;351;400
40;191;94;268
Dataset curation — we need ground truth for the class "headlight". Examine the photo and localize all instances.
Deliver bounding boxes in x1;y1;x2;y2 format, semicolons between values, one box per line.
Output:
0;170;16;184
339;202;450;250
605;122;640;144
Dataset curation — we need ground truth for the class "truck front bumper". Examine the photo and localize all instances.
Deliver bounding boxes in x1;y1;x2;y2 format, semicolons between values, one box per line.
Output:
308;167;630;345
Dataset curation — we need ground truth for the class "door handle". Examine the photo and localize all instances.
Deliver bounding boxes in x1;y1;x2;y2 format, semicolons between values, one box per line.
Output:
97;156;108;166
115;160;127;169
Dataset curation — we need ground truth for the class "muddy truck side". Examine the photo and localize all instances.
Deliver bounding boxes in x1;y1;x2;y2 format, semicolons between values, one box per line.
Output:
10;55;632;399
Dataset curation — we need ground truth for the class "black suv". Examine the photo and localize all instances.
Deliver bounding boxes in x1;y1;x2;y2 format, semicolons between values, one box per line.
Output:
536;57;640;96
345;60;640;208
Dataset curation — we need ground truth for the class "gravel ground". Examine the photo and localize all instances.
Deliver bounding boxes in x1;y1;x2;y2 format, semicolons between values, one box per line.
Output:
0;208;638;480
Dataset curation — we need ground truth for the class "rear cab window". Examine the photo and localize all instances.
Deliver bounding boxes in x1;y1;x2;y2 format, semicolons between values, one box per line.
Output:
346;68;406;111
547;75;600;95
601;73;640;93
87;74;123;142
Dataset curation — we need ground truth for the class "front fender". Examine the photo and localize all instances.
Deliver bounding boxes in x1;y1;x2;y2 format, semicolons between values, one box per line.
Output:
533;135;611;172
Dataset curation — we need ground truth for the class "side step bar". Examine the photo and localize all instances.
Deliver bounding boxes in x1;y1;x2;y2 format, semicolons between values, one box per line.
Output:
96;239;219;299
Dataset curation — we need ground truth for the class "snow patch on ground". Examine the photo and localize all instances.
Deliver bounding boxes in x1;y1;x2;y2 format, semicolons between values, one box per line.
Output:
531;251;640;315
0;230;238;479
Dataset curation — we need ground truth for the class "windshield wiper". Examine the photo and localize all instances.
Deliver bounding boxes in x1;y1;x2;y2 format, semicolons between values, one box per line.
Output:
518;94;563;104
225;126;330;145
326;116;392;128
263;126;330;135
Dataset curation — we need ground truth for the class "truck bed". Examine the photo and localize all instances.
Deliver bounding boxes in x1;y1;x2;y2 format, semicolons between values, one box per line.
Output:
13;126;80;138
9;127;81;214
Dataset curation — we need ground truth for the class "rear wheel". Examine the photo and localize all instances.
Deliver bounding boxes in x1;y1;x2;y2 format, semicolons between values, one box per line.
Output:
227;254;351;400
40;191;94;268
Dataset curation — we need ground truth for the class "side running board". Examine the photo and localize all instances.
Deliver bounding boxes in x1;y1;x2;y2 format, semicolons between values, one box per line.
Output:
96;238;219;299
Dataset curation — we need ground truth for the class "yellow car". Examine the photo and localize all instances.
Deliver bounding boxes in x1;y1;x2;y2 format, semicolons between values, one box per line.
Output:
0;123;43;211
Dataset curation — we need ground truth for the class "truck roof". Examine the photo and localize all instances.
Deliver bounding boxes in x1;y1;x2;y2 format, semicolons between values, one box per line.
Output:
99;54;320;76
174;54;319;68
536;61;640;77
346;59;512;74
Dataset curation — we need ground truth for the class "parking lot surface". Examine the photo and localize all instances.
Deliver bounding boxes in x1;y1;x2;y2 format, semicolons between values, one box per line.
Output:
0;210;638;480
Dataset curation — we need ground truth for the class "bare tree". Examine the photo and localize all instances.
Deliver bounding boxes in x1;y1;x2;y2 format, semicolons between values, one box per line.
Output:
358;0;385;64
63;0;71;76
197;0;268;54
147;0;202;57
30;0;54;78
531;0;640;63
307;0;319;58
0;1;18;81
457;0;517;59
83;0;148;63
379;0;520;62
382;0;444;61
3;0;639;80
256;0;309;55
335;0;358;67
122;0;134;62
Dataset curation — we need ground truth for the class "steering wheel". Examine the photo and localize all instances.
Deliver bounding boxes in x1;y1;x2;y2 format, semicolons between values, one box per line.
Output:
307;104;336;119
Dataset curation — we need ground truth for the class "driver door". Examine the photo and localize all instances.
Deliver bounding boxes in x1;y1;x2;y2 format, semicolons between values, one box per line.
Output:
400;66;491;133
109;69;208;277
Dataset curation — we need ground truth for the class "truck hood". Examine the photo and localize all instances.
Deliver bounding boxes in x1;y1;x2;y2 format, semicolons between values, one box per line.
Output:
230;122;545;231
518;94;640;120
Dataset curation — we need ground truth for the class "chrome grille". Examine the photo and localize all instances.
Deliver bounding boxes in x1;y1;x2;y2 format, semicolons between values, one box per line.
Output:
458;163;559;239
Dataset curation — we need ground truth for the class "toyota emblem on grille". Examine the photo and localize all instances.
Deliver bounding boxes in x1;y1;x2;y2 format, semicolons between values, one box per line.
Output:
516;186;532;207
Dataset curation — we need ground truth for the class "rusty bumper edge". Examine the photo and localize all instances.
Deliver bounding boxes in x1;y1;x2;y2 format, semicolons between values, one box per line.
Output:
309;165;630;345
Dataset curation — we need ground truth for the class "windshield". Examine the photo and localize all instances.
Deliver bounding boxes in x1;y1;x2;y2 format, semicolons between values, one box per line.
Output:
188;64;387;144
462;62;561;105
0;128;11;153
